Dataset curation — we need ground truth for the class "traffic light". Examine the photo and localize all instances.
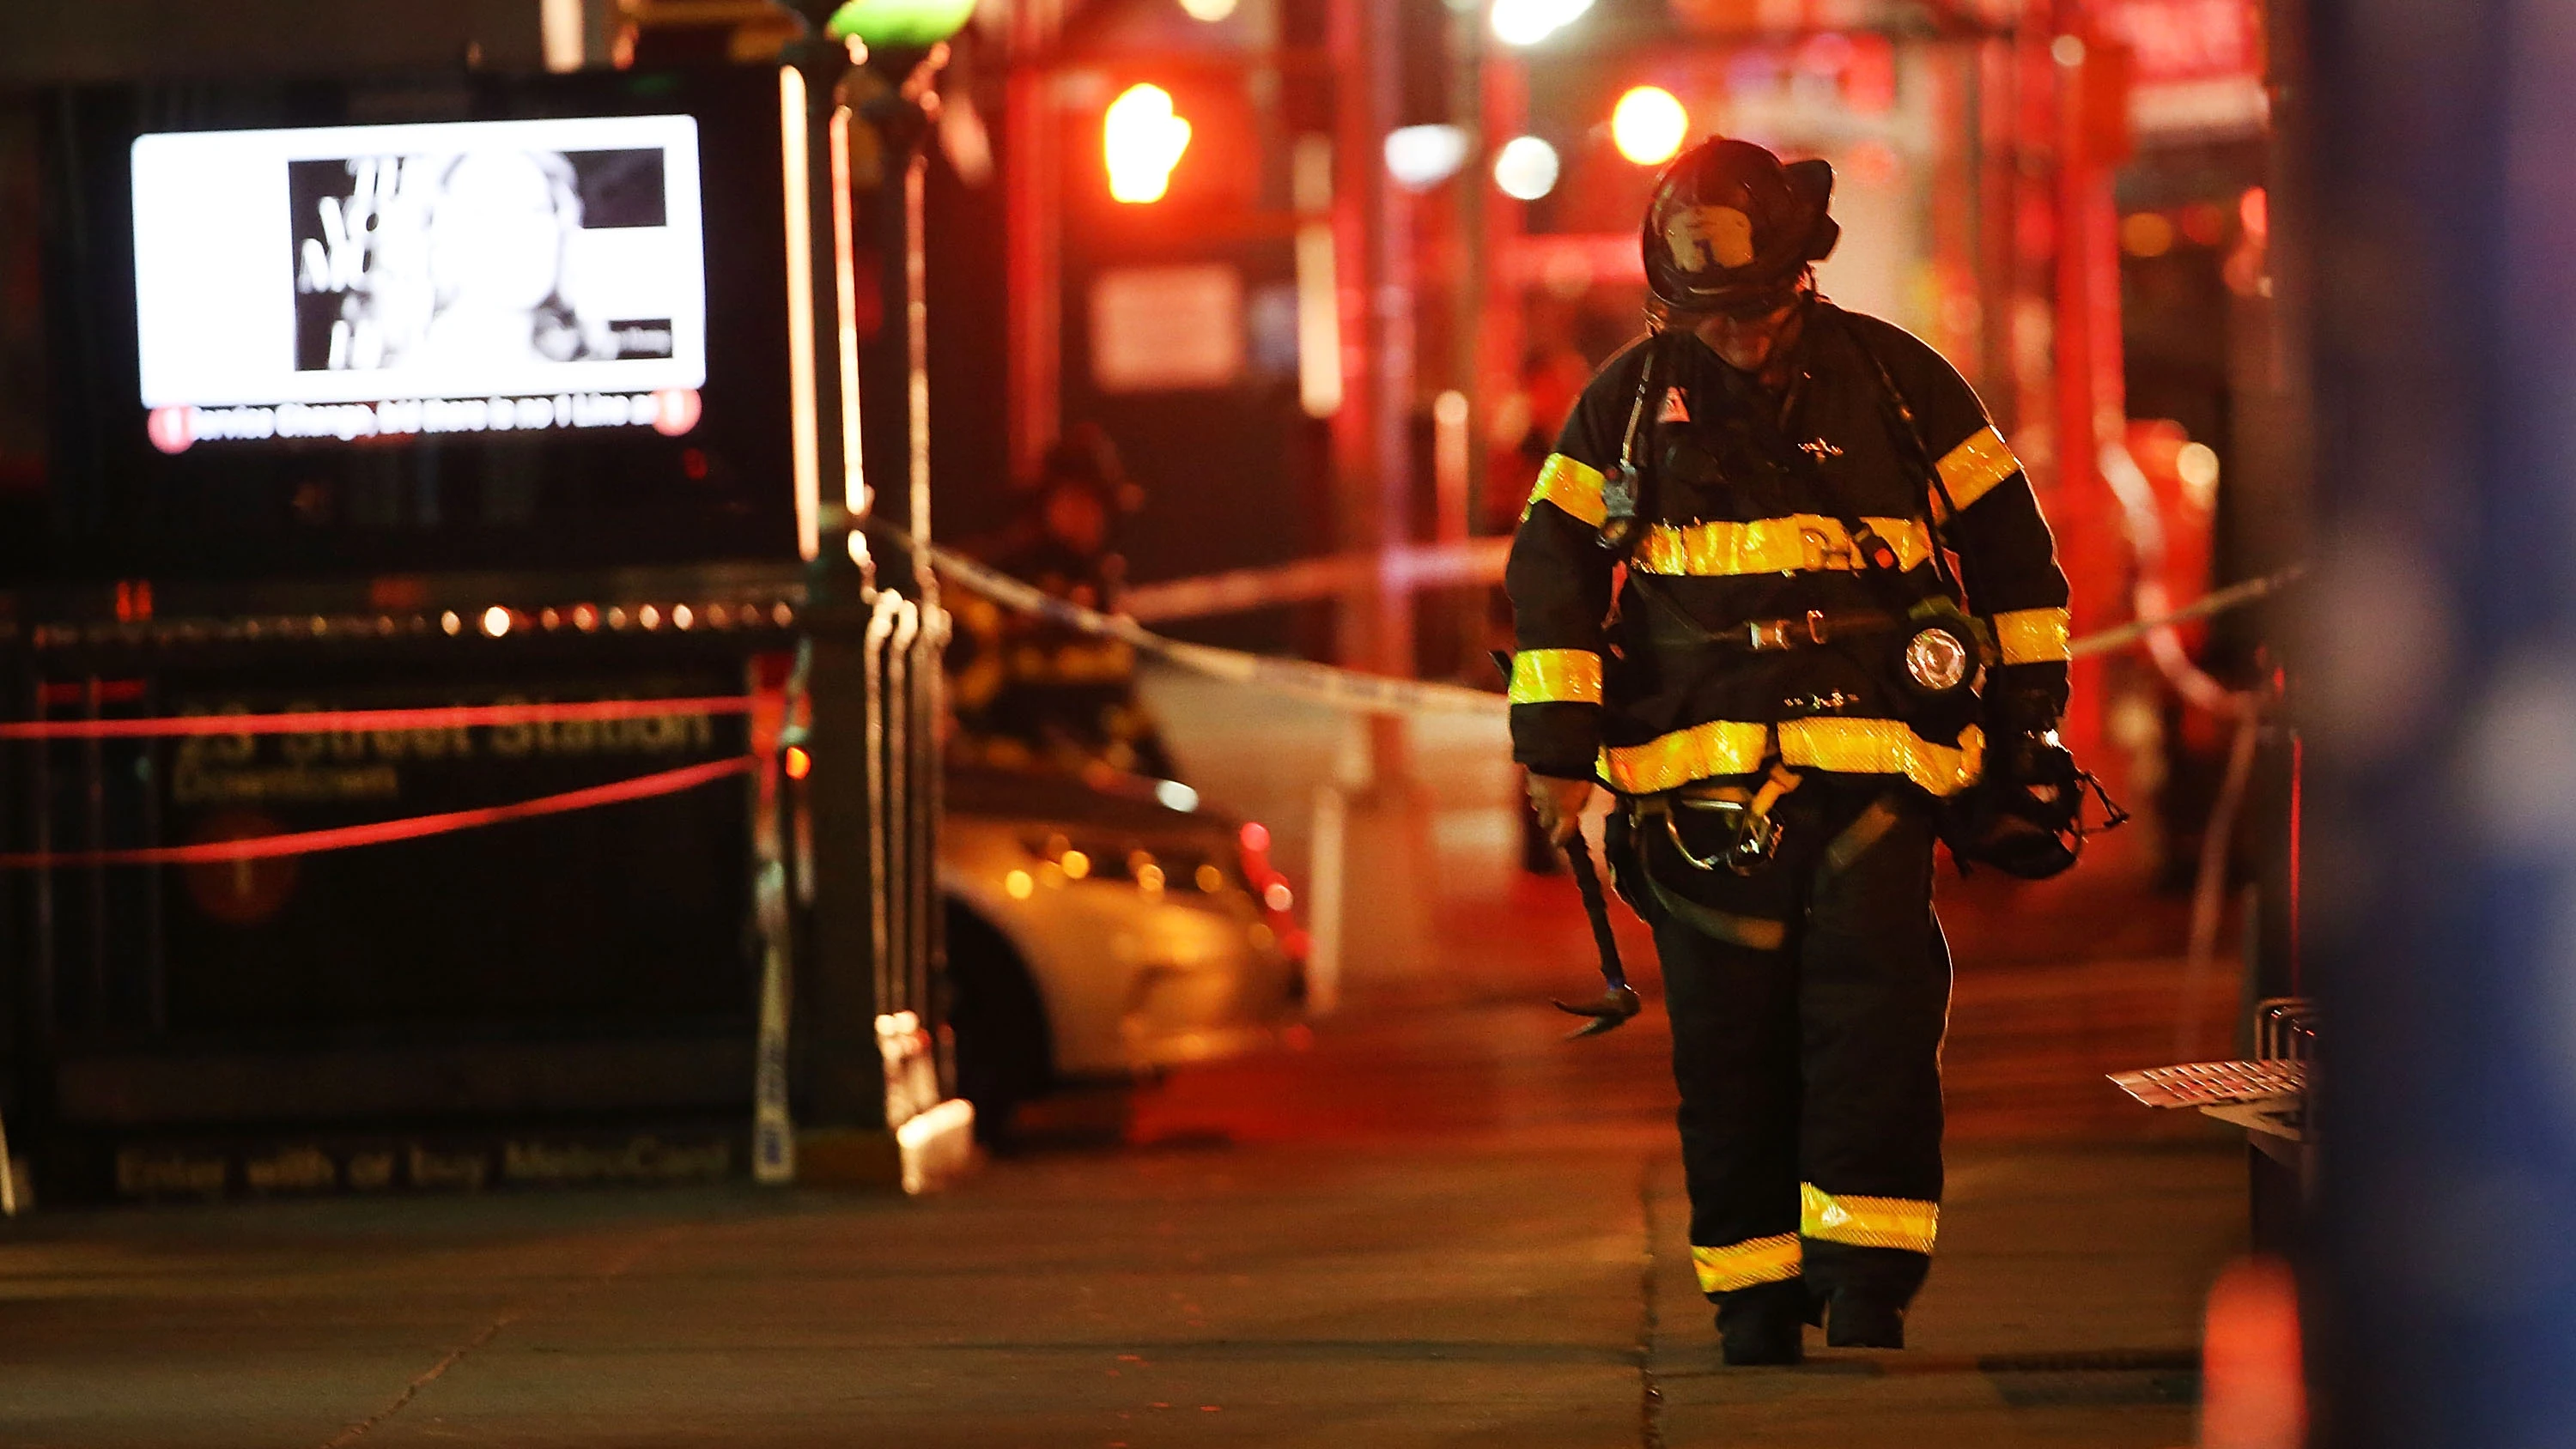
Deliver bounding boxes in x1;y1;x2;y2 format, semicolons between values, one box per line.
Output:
1613;86;1689;167
1103;83;1193;203
822;0;977;46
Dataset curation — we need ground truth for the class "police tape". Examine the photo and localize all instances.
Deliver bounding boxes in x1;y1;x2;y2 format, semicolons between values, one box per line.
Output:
904;522;2302;719
0;755;755;868
2063;567;2302;660
1121;537;1512;623
917;537;1511;718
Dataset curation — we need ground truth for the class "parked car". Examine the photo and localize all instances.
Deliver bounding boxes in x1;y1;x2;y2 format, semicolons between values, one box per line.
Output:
940;763;1307;1137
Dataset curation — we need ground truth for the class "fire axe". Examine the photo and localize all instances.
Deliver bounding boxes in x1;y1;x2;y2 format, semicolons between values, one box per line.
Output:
1555;828;1643;1039
1494;652;1643;1040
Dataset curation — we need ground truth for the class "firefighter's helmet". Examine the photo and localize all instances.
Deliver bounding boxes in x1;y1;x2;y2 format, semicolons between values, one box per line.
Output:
1641;138;1839;317
1942;733;2126;880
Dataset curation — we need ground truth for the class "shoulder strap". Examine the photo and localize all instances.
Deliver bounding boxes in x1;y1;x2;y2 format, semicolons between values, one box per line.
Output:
1811;309;1971;609
1597;333;1665;555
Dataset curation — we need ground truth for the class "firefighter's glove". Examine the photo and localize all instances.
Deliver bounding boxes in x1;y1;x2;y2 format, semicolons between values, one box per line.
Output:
1528;773;1601;847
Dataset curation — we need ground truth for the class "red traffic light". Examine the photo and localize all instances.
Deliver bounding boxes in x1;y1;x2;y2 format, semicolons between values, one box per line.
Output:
1104;83;1193;203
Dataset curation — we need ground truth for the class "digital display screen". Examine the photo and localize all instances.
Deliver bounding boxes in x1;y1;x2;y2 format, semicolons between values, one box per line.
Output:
14;70;795;585
130;114;708;453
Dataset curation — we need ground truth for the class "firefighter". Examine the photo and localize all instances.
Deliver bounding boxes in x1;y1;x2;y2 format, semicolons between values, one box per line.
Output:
949;426;1177;780
1505;138;2077;1364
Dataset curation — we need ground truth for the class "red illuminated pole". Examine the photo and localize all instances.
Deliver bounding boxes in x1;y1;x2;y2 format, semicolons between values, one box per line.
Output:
1446;0;1488;539
1327;0;1417;762
1326;0;1413;684
1479;52;1526;536
2048;5;2130;797
1321;0;1434;989
1005;0;1066;481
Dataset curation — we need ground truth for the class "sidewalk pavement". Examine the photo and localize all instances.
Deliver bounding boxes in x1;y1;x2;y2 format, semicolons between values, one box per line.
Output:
0;996;2240;1448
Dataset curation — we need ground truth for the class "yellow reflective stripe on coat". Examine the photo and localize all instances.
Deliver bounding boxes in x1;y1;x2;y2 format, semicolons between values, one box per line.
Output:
1692;1234;1802;1294
1598;719;1771;793
1509;649;1603;706
1631;515;1935;578
1524;453;1608;527
1801;1183;1939;1254
1779;718;1984;797
1599;719;1984;797
1931;426;2021;517
1992;606;2073;664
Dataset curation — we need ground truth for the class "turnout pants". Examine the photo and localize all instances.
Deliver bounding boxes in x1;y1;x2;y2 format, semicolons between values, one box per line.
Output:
1613;773;1950;1314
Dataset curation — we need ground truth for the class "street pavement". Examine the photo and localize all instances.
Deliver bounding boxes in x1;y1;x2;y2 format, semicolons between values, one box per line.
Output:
0;676;2249;1446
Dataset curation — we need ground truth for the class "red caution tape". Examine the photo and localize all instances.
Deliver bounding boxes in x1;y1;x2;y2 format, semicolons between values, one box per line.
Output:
0;755;755;868
0;696;755;742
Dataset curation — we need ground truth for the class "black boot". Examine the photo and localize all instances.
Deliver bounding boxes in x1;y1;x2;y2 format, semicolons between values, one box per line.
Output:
1824;1292;1905;1349
1715;1281;1807;1366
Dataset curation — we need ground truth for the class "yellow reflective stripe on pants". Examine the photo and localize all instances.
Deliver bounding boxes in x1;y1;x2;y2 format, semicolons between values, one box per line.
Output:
1801;1183;1939;1254
1992;606;2073;664
1931;425;2022;516
1692;1234;1802;1294
1524;453;1607;527
1598;718;1984;797
1630;515;1935;577
1508;649;1603;705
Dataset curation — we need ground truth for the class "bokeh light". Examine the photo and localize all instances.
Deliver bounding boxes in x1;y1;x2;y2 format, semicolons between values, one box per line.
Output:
1384;124;1470;189
1612;87;1688;167
1491;0;1595;46
1493;136;1560;201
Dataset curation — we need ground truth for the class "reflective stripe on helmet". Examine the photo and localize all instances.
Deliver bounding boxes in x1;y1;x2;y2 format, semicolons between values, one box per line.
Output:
1663;204;1758;271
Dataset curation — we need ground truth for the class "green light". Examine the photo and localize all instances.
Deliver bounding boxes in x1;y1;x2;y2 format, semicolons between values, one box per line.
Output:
823;0;977;45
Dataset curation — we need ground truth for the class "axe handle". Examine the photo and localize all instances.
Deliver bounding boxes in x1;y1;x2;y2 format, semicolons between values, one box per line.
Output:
1563;830;1630;994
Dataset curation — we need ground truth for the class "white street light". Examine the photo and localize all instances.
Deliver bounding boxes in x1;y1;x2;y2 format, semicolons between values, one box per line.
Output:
1384;124;1470;189
1493;135;1561;201
1491;0;1595;47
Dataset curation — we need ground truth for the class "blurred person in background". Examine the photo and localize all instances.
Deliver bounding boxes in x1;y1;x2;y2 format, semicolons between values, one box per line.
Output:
1506;138;2081;1365
949;425;1176;780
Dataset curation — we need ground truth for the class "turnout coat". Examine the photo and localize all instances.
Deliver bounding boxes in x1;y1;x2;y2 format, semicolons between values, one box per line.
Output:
1505;302;2072;799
